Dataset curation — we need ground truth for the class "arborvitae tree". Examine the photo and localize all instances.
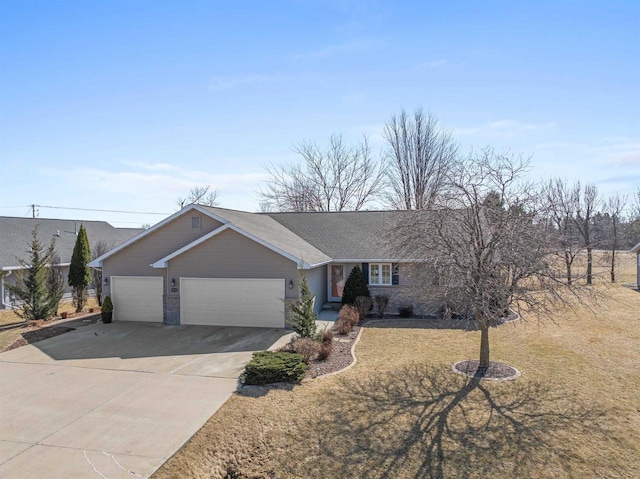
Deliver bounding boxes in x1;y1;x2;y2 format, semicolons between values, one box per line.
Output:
46;251;65;316
342;265;371;305
288;272;318;338
6;227;62;321
68;225;91;312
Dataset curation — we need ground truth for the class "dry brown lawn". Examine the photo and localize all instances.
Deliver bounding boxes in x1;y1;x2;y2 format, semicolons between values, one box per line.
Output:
572;250;636;285
0;298;99;351
154;283;640;479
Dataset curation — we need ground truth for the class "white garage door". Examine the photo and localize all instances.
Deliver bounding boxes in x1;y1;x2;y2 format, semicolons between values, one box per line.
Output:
111;276;163;322
180;278;285;328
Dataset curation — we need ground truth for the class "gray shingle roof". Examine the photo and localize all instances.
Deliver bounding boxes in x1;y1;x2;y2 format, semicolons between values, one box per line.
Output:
265;210;404;260
0;217;143;269
200;207;332;267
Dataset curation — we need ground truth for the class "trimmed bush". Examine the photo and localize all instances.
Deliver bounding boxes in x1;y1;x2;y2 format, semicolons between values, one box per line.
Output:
354;295;373;320
317;341;333;361
398;305;414;318
341;265;370;305
101;295;113;313
339;304;360;328
322;328;334;344
374;294;389;318
291;338;321;363
242;351;307;385
334;317;352;335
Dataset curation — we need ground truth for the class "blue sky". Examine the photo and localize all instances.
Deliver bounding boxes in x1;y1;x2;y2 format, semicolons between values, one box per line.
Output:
1;0;638;227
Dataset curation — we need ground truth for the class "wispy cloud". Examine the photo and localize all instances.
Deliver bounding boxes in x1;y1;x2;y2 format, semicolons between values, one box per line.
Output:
416;59;448;69
293;38;383;60
453;119;556;138
39;162;268;205
209;74;274;91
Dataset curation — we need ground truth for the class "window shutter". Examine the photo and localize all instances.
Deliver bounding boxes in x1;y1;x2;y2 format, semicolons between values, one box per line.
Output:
361;263;369;284
392;263;399;285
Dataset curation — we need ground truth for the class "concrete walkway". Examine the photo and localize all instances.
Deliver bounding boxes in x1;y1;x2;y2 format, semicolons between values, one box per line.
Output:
0;321;290;478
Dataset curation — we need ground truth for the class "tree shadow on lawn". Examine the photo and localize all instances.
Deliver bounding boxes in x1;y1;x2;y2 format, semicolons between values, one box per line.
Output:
292;364;610;479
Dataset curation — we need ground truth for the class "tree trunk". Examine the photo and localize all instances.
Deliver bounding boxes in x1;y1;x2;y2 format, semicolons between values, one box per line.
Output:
564;251;572;285
479;323;490;368
586;247;593;285
610;249;616;283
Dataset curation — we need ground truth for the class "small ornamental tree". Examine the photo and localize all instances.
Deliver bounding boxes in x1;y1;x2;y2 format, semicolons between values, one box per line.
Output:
288;271;318;338
341;265;370;305
68;225;91;312
6;227;63;321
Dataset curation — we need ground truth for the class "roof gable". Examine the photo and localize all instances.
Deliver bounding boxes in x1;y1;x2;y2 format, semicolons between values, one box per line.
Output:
88;204;228;268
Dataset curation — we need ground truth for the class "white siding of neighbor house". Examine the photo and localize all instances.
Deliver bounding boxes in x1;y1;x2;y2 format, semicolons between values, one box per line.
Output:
101;213;224;296
166;228;300;300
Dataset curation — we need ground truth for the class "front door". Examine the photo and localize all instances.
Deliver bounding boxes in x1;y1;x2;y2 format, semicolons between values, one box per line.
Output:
330;264;345;300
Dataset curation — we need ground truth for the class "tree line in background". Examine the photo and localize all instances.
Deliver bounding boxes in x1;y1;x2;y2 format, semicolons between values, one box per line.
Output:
6;225;108;322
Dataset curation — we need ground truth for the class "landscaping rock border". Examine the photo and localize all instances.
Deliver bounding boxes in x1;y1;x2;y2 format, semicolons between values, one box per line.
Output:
452;360;521;381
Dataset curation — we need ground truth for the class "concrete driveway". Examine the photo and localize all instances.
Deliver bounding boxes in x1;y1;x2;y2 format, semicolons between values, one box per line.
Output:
0;321;291;478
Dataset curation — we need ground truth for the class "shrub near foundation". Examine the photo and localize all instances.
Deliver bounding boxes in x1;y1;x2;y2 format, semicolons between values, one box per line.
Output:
339;304;360;328
242;351;307;385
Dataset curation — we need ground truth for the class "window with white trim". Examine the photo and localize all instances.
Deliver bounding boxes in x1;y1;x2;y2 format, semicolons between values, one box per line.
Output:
370;263;392;285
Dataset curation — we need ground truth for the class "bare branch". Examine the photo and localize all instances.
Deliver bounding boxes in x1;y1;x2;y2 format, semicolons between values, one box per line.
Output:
259;134;386;212
177;185;220;209
383;109;458;210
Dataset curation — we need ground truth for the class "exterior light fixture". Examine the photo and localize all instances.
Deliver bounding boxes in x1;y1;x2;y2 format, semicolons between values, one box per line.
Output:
171;278;176;287
288;279;294;289
103;277;109;285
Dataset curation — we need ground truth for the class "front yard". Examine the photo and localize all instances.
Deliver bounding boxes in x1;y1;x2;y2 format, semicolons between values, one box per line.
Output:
154;284;640;479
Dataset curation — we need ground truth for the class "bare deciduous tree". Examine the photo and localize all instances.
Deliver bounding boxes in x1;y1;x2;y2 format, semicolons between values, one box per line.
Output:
571;182;599;285
393;150;592;370
605;193;627;283
383;109;458;210
543;178;583;284
177;185;220;209
260;134;385;212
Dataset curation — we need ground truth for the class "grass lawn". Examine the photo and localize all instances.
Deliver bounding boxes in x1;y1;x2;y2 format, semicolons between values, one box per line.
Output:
154;283;640;479
0;298;99;352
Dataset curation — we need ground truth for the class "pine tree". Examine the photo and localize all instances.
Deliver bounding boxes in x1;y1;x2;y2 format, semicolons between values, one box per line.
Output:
341;265;371;305
6;227;62;321
288;272;318;338
68;225;91;312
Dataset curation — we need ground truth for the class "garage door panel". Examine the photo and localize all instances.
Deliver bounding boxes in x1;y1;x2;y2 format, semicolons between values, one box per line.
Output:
180;278;284;328
111;276;163;322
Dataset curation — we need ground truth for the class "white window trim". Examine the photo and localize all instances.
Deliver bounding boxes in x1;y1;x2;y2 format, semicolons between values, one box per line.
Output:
369;263;392;286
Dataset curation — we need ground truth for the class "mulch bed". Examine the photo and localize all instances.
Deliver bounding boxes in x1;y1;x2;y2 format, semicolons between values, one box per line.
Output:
453;360;520;380
5;325;76;351
305;326;360;379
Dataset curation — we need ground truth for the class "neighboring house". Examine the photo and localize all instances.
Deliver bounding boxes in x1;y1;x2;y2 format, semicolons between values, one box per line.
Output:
0;217;143;309
90;205;430;328
631;242;640;289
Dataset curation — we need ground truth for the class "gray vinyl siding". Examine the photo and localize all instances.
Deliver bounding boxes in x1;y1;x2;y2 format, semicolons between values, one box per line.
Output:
167;228;300;300
306;266;326;313
102;214;224;296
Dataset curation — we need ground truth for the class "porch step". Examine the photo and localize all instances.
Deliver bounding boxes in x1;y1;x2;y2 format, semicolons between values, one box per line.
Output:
322;302;342;311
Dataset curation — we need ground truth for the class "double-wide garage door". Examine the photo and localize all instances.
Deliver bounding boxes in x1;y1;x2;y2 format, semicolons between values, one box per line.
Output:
110;276;285;327
111;276;164;322
180;278;285;328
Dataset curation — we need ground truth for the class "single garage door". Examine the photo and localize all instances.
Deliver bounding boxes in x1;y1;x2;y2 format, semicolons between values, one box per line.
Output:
111;276;163;322
180;278;285;328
